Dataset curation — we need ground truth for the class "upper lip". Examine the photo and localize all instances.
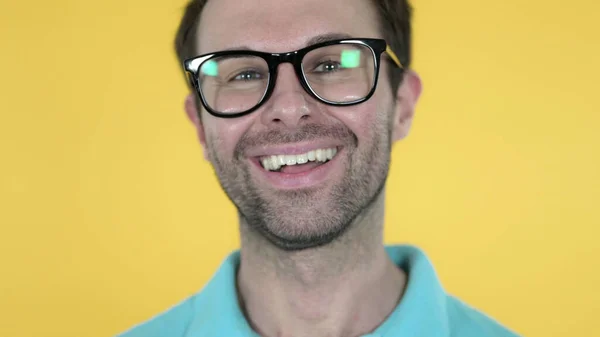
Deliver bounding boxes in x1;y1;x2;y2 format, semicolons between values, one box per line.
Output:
245;141;343;158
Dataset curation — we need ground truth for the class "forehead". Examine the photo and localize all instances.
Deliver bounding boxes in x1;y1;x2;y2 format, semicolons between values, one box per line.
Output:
196;0;382;54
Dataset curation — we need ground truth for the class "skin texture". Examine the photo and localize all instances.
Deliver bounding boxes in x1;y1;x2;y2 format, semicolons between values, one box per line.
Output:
183;0;422;335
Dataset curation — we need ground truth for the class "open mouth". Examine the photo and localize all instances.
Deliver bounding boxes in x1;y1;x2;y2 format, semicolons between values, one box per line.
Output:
258;147;339;174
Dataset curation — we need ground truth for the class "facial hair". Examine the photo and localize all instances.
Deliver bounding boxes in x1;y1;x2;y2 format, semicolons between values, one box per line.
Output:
206;117;393;251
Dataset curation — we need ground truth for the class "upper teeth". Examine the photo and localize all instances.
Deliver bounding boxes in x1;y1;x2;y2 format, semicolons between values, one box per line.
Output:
261;148;338;171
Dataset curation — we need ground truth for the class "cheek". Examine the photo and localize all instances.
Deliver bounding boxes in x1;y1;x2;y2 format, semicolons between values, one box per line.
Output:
204;113;256;159
328;97;387;144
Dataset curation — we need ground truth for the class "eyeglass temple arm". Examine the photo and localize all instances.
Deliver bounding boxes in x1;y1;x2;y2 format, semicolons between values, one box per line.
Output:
385;45;404;69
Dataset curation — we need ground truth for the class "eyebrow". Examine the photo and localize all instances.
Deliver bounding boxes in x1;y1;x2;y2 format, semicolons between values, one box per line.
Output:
220;33;355;53
305;33;354;46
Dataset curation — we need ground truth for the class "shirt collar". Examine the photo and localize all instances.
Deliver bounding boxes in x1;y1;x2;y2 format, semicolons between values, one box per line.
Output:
374;245;450;336
184;245;450;337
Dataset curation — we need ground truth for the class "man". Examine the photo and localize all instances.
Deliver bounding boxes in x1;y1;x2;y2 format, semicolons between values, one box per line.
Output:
119;0;520;336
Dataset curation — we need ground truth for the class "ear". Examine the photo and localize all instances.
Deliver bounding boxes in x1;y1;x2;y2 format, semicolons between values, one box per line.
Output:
184;93;210;161
391;70;422;142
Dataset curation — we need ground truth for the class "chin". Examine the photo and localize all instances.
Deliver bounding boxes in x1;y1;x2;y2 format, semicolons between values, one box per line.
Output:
243;200;354;251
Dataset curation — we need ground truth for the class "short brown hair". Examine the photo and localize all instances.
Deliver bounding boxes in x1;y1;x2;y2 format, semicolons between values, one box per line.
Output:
174;0;412;95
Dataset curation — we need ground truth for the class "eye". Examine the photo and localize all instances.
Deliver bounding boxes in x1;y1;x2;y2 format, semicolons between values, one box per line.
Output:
313;60;341;73
232;70;264;81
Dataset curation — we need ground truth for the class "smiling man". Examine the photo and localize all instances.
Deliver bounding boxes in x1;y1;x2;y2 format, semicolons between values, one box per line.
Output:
118;0;520;336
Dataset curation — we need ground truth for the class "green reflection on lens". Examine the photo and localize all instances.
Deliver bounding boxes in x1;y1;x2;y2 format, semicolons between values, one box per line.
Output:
201;60;218;76
341;50;361;68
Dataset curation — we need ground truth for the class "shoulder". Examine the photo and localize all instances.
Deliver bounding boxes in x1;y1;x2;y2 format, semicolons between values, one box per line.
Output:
114;252;242;337
115;295;200;337
446;295;521;337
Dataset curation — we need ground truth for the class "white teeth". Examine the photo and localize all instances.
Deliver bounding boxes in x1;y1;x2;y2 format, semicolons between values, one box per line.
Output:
297;153;308;164
285;155;297;165
315;149;325;162
270;155;280;171
261;158;272;170
259;147;339;171
277;155;286;166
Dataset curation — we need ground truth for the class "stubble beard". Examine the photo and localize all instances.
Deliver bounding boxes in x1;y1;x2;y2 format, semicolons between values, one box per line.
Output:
208;121;392;251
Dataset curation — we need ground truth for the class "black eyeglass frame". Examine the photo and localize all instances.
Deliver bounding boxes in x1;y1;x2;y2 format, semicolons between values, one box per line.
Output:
183;38;404;119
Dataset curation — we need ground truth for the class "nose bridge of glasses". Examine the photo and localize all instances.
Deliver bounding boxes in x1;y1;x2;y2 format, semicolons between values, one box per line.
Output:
268;50;308;92
271;64;304;96
270;50;299;62
268;51;302;74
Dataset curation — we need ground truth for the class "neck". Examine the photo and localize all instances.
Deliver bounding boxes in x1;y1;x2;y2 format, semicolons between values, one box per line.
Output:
236;192;407;337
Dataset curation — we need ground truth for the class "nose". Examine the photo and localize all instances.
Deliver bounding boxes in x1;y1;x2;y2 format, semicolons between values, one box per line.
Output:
259;64;312;128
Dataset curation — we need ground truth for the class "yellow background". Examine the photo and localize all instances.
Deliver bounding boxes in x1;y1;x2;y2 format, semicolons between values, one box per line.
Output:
0;0;598;336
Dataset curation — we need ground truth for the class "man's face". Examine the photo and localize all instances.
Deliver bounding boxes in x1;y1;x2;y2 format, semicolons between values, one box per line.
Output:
191;0;409;250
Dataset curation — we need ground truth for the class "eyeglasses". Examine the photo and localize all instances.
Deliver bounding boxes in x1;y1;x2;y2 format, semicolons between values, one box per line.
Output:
183;38;404;118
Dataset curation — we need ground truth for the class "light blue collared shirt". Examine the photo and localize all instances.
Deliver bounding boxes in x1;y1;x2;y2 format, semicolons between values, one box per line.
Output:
118;245;520;337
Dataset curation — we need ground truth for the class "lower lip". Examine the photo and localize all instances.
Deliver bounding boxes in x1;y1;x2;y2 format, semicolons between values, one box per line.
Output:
249;149;343;190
